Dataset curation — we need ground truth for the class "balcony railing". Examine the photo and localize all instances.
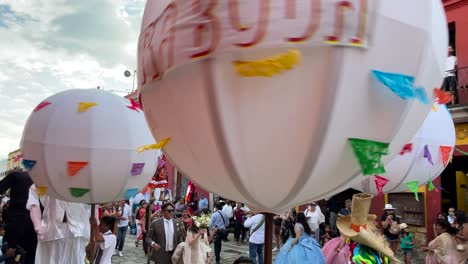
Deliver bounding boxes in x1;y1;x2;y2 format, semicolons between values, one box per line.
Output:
445;66;468;106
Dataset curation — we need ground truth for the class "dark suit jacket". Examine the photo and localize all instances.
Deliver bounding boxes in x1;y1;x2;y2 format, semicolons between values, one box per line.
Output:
146;217;186;263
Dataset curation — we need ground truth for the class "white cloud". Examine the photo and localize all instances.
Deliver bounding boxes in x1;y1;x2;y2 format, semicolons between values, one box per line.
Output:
0;0;146;158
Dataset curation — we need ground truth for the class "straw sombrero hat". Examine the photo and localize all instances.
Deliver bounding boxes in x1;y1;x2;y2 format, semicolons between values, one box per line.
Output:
337;193;400;263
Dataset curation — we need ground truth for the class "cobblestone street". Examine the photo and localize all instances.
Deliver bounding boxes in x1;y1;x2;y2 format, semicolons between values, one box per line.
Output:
112;231;427;263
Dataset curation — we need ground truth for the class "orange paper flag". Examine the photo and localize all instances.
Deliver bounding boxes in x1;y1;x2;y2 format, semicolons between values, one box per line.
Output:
67;161;88;176
439;146;452;167
434;89;452;104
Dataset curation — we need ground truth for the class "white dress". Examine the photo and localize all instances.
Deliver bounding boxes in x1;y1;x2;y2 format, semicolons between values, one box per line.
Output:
26;184;91;264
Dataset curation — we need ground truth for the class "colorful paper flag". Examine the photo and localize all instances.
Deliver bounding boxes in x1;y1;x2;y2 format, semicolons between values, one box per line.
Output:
371;70;415;99
127;98;142;112
69;188;90;198
158;156;166;169
414;87;430;104
374;175;389;197
131;163;145;176
439;146;452;167
348;138;389;175
124;188;139;200
37;186;48;196
432;105;438;112
406;181;420;201
428;177;435;192
67;161;88;176
78;102;97;113
34;101;51;112
22;160;37;170
399;143;413;155
434;88;452;104
137;138;171;153
423;145;434;165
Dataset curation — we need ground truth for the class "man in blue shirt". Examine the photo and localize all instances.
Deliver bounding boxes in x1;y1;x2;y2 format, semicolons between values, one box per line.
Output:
210;203;229;264
338;199;352;217
198;195;208;210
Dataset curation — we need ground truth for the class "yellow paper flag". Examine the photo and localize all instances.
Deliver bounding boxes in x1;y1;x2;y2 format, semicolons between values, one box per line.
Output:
78;102;97;113
431;105;437;112
137;137;171;153
37;186;48;196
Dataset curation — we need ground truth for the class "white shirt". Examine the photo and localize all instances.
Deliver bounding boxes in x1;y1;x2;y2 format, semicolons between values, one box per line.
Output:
26;184;90;241
97;230;116;264
164;218;175;251
244;214;265;244
448;215;455;225
305;209;320;232
222;204;233;218
117;204;131;227
446;56;457;76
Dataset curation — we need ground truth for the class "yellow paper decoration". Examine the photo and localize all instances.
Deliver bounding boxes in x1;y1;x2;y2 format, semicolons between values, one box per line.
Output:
432;105;437;112
78;102;97;113
137;137;171;153
233;49;301;77
37;186;48;196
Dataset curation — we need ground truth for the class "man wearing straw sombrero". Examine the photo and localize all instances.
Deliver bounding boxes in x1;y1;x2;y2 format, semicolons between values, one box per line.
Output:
337;193;401;264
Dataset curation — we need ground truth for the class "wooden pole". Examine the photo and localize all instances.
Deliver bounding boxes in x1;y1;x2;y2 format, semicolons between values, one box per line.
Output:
88;204;96;262
264;213;274;264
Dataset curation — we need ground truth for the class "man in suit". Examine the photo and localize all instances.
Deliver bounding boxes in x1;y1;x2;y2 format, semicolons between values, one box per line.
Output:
146;203;186;263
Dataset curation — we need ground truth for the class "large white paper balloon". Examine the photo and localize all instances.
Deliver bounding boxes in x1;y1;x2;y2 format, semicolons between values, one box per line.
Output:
349;103;455;195
21;89;160;203
137;0;447;213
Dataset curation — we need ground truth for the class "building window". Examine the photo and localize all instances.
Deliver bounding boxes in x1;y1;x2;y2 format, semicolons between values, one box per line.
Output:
388;193;425;226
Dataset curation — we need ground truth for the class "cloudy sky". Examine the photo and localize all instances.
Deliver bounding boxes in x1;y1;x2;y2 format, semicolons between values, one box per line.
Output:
0;0;146;159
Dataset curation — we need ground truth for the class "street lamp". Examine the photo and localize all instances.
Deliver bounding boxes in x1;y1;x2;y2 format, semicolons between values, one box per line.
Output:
124;69;137;92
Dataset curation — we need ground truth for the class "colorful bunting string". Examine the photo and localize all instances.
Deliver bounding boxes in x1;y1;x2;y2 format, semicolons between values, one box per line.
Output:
454;147;468;156
399;143;413;155
69;188;90;198
406;181;420;201
428;177;435;192
124;188;139;200
37;186;48;196
131;163;145;176
67;161;88;176
434;88;452;104
374;175;389;197
371;70;415;100
348;138;389;175
439;146;453;167
423;145;434;165
22;160;37;170
127;98;142;112
78;102;97;113
137;138;171;153
34;101;51;112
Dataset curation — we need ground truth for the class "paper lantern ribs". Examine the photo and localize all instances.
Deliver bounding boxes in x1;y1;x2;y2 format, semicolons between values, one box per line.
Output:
137;0;447;213
20;89;162;203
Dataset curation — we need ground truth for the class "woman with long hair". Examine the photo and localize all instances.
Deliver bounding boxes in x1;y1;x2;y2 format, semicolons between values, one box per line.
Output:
423;218;467;263
275;212;325;264
181;208;193;231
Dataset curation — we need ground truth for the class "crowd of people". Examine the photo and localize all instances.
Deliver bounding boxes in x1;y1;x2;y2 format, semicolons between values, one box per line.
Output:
0;170;465;263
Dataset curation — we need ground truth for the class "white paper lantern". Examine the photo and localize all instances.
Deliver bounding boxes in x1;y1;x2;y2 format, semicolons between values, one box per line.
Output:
348;103;455;195
137;0;447;213
20;89;160;203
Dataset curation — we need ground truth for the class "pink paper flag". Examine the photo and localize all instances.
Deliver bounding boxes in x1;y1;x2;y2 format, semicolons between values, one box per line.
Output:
34;101;51;112
399;143;413;155
374;175;389;197
439;146;452;167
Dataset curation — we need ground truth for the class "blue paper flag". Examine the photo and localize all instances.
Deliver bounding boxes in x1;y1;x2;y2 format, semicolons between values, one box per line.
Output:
372;70;415;99
414;87;430;104
22;160;37;170
124;188;139;200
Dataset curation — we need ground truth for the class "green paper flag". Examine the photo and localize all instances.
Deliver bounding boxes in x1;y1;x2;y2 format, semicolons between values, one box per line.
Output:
406;181;419;201
428;177;435;192
69;188;90;198
348;138;390;175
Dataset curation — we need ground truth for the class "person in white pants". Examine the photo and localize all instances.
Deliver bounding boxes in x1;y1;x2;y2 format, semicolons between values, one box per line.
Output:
27;184;91;264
